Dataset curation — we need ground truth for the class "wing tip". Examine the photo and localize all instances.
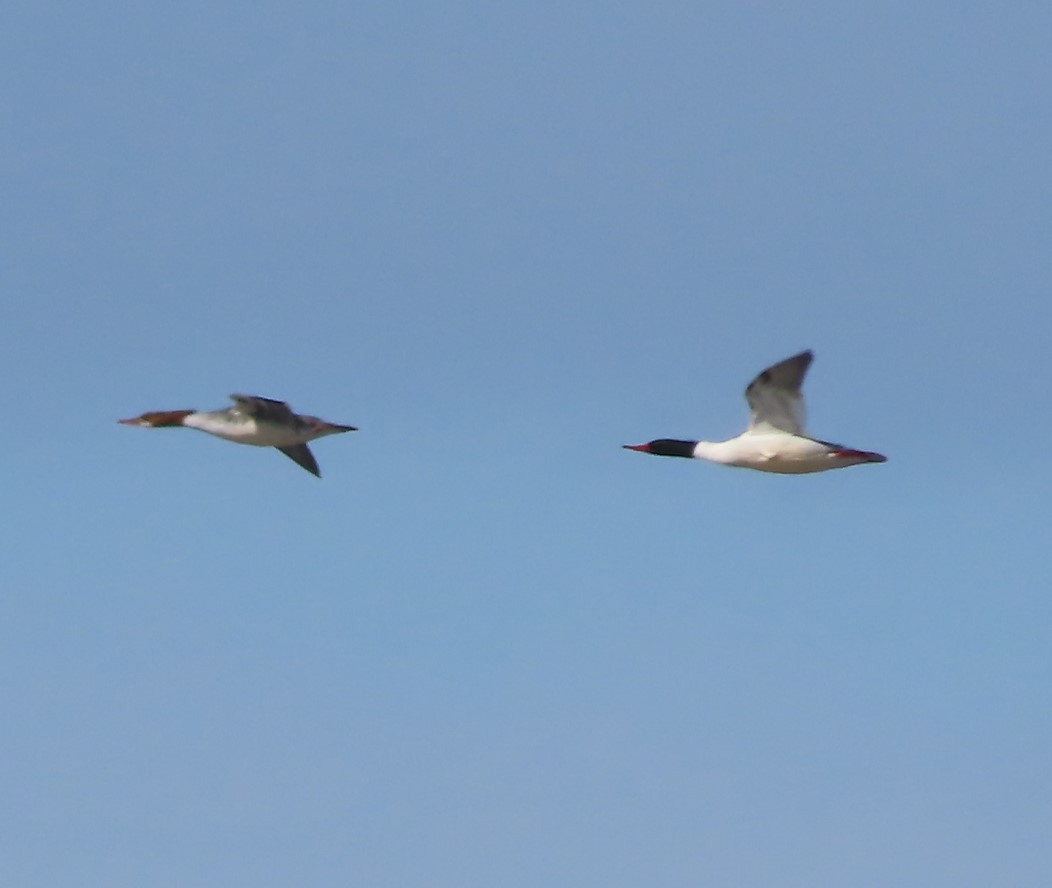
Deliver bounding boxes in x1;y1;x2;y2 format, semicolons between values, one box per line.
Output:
276;444;322;477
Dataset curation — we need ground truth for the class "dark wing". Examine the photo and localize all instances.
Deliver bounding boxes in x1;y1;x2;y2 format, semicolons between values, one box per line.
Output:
229;394;298;424
744;350;813;435
276;444;321;477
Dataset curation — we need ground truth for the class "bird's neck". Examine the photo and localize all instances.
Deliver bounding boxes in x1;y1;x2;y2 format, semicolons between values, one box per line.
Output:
640;438;736;464
182;410;242;434
147;410;195;427
690;439;737;464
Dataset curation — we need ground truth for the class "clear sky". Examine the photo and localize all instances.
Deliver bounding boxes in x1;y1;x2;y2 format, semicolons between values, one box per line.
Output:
4;2;1051;886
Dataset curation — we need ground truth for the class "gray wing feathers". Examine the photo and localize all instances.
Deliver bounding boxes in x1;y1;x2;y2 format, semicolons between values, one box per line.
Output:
277;444;321;477
229;394;298;424
744;350;813;435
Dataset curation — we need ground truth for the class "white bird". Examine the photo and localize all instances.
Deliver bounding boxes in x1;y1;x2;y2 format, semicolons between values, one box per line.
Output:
119;394;356;477
623;350;886;474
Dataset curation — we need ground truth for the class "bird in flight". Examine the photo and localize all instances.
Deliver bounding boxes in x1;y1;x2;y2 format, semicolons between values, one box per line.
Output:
624;350;886;474
119;394;356;477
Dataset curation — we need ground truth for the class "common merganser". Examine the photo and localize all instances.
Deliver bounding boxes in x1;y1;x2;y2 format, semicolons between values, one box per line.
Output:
119;394;356;477
624;350;886;474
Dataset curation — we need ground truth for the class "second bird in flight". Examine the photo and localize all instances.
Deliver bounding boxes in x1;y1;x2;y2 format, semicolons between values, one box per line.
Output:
118;394;357;477
623;350;886;474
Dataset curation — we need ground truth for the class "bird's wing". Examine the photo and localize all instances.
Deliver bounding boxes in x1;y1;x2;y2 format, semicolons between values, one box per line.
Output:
276;444;321;477
229;394;299;424
744;350;813;435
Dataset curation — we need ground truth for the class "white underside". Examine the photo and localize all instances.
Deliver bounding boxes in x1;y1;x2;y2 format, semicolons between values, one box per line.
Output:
184;412;309;447
694;432;861;475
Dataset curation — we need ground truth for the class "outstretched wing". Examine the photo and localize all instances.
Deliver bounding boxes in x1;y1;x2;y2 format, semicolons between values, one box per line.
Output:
277;444;321;477
229;394;299;424
744;350;813;435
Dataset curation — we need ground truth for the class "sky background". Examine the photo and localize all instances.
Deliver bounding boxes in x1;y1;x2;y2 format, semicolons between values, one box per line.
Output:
3;2;1051;886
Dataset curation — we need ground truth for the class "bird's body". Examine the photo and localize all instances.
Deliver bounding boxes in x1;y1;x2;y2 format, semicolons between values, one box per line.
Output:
119;394;356;477
624;350;886;475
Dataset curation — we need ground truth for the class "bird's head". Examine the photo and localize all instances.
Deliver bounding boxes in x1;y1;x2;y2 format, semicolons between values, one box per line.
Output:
118;410;195;428
622;439;697;458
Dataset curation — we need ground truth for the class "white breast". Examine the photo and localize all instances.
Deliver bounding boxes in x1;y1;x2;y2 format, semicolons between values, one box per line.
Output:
184;411;304;447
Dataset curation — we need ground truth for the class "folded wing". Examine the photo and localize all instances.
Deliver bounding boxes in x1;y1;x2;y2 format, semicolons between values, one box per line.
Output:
229;394;299;425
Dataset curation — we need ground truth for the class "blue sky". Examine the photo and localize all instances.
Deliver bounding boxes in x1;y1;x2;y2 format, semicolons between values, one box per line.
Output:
3;2;1051;885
